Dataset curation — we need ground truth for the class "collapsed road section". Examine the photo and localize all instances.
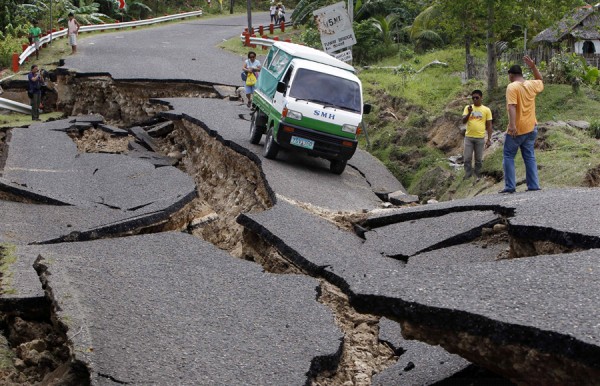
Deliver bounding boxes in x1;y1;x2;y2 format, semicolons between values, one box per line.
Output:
237;191;600;385
1;73;599;385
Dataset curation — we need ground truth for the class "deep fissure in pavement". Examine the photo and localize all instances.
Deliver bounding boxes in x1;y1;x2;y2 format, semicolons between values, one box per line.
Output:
5;76;597;384
0;243;89;384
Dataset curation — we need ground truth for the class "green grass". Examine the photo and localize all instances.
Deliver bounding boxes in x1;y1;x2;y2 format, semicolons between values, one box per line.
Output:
536;84;600;122
359;46;600;200
0;243;17;295
0;111;64;129
359;47;468;114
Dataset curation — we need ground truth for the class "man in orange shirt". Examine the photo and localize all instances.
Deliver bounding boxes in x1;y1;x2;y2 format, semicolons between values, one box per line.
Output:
499;56;544;194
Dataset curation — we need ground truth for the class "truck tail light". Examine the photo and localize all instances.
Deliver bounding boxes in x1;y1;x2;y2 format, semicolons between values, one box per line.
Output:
342;141;354;147
283;126;294;133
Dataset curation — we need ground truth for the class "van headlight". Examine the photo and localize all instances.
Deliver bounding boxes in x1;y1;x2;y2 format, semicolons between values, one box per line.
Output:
342;124;358;134
285;109;303;120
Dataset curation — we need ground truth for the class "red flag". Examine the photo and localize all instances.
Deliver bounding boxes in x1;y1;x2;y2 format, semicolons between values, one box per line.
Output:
118;0;126;9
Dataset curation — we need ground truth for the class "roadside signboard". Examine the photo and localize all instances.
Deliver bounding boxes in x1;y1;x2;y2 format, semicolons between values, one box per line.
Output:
313;2;356;54
333;49;352;63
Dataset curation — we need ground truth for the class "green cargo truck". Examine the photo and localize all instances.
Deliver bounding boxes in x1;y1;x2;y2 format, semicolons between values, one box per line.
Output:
249;41;371;174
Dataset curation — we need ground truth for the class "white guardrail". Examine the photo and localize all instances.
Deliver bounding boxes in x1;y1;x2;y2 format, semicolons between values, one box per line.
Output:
0;97;31;113
19;10;203;65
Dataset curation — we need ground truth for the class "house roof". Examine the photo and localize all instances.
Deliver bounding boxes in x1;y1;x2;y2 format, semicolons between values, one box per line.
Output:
532;4;600;44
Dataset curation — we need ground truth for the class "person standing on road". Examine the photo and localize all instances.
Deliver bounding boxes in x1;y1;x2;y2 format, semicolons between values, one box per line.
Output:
28;65;43;121
276;3;286;24
269;2;277;24
243;51;261;108
499;56;544;194
29;20;42;60
67;12;80;55
462;89;492;180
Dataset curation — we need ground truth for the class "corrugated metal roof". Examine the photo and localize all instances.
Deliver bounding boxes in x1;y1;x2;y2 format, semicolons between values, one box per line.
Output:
532;5;598;44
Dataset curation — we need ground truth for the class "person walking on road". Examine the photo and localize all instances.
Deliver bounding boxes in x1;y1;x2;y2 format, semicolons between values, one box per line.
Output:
243;51;261;108
28;65;43;121
29;20;42;60
499;56;544;194
67;12;80;54
462;89;492;180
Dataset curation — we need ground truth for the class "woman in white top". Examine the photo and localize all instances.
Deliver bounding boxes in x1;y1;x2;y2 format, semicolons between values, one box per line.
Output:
242;51;261;108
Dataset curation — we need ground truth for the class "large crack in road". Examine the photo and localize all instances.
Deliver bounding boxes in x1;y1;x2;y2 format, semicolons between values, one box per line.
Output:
1;73;599;385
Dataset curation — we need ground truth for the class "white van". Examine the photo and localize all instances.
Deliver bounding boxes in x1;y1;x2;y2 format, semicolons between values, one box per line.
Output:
249;41;371;174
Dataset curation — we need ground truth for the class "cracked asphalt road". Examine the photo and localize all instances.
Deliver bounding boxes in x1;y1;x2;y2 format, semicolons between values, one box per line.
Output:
2;11;599;386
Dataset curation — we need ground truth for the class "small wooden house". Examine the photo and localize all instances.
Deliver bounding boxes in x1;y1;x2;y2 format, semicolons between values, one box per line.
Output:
532;4;600;66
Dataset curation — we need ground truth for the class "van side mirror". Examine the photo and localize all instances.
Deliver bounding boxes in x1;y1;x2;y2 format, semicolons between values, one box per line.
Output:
276;81;287;94
363;103;372;114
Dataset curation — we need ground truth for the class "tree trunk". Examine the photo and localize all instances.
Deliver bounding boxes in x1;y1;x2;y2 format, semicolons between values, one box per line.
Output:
465;34;474;79
486;0;497;92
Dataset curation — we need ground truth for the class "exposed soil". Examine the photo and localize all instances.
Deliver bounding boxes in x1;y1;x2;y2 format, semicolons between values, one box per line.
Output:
68;128;132;154
583;164;600;187
313;281;397;385
400;319;600;385
428;112;464;155
0;313;88;385
55;74;216;125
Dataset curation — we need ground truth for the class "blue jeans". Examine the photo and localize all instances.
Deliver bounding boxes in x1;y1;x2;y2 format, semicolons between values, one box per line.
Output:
502;127;540;191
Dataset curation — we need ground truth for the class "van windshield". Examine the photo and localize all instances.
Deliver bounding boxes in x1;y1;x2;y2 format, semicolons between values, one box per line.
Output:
289;69;361;113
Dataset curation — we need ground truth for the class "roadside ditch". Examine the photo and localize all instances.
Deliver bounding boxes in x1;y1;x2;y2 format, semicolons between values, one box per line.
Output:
1;73;594;385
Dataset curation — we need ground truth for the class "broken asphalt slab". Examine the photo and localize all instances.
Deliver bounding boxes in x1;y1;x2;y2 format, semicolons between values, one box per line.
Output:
156;97;404;211
237;192;600;384
0;244;46;312
1;117;196;211
0;198;186;245
33;232;343;385
362;210;498;258
362;188;600;249
373;317;511;385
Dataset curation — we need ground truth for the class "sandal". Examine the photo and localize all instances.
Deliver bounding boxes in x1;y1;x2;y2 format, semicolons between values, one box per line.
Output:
247;101;252;108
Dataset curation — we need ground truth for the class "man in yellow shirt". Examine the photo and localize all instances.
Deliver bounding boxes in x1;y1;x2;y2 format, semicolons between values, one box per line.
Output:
462;89;492;179
499;56;544;193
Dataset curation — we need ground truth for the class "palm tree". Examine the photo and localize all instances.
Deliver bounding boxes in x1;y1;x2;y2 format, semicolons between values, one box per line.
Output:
371;14;401;45
56;0;113;25
403;5;443;51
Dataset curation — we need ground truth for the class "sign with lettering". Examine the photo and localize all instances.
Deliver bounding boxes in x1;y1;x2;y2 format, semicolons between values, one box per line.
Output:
313;2;356;54
333;49;352;63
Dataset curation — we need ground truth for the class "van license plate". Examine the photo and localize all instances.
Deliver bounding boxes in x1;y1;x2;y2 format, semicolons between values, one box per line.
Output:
290;136;315;150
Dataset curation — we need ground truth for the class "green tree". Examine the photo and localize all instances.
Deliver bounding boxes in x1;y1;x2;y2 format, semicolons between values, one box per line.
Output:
404;5;443;52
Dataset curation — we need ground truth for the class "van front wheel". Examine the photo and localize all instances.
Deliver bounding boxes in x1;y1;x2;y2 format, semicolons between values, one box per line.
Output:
249;111;264;144
330;159;347;174
264;129;279;159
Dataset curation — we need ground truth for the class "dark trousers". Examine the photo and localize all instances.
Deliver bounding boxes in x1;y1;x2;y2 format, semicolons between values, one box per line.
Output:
31;92;41;119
